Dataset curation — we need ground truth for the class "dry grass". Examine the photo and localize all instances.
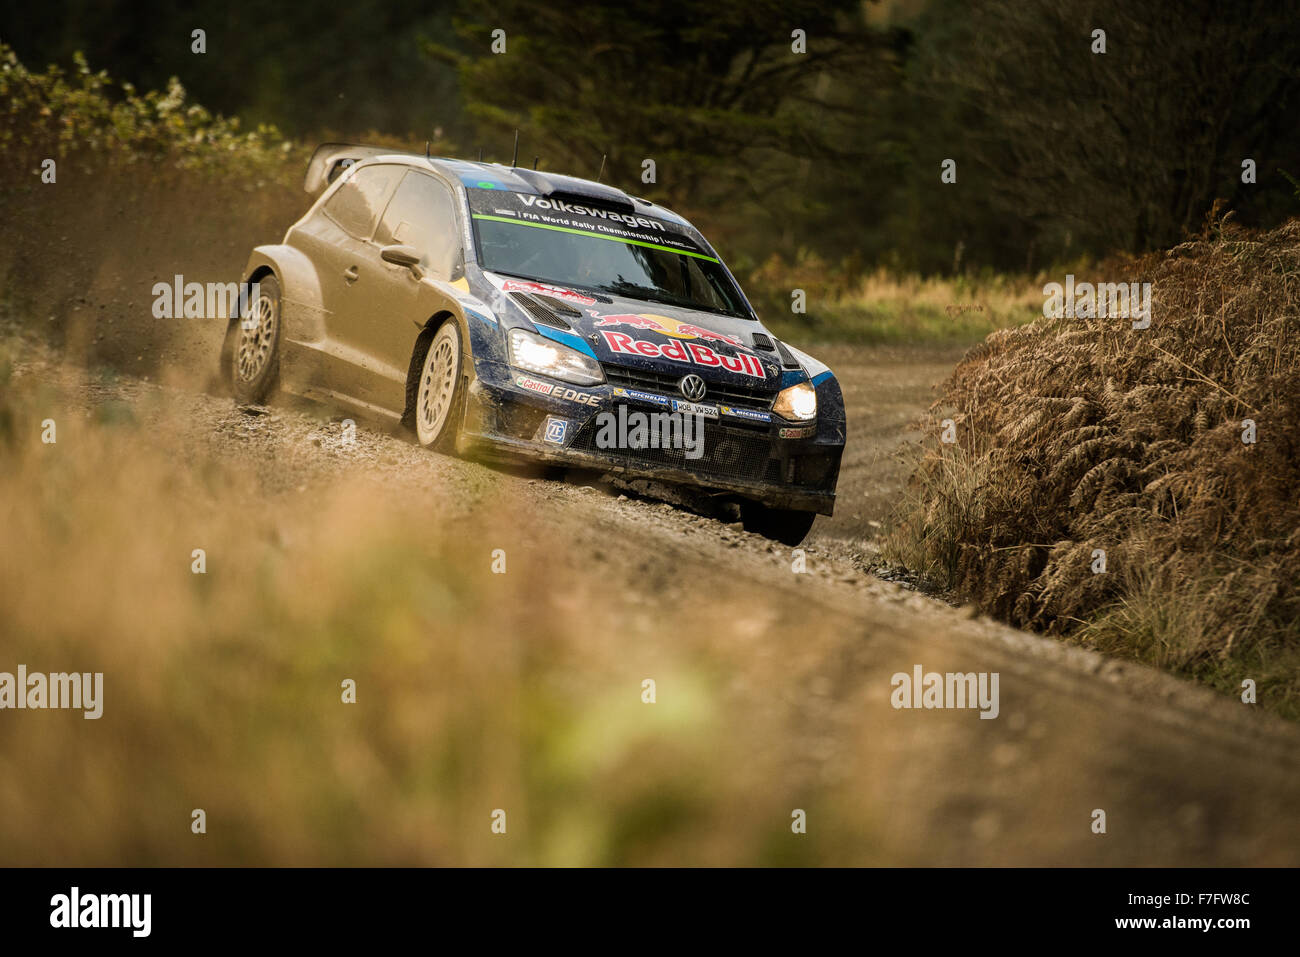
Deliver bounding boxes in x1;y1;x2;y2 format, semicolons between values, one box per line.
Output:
884;215;1300;718
753;256;1045;346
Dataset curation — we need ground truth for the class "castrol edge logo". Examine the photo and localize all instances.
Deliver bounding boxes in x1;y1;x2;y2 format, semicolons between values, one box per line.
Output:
593;312;767;379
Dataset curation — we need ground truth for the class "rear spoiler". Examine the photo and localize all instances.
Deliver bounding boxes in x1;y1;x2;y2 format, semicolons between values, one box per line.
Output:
304;143;413;197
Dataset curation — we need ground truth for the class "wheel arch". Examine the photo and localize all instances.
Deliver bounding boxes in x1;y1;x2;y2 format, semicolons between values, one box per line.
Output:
401;309;466;428
245;263;276;287
239;245;328;344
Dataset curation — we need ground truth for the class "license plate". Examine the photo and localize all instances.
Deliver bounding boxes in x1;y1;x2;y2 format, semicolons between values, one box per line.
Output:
671;400;719;419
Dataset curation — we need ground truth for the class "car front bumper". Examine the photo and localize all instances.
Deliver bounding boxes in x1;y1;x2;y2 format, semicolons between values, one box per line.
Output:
460;360;843;515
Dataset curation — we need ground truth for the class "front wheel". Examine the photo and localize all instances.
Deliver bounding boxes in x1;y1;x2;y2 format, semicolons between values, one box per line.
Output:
411;321;466;453
741;502;817;546
230;275;282;404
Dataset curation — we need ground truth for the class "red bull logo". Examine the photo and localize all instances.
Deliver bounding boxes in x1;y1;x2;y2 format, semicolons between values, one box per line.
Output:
599;330;767;379
591;311;744;347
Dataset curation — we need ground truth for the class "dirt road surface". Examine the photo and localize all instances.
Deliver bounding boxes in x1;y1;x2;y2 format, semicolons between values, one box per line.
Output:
6;338;1299;865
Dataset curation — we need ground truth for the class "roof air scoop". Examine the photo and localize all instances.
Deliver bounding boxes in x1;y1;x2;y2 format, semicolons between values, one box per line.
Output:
509;168;636;212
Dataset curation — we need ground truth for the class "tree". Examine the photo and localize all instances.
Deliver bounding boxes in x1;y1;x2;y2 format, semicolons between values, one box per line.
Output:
906;0;1300;266
426;0;888;259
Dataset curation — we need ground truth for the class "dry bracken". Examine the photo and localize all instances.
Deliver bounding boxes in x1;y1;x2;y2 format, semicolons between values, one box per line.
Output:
888;216;1300;717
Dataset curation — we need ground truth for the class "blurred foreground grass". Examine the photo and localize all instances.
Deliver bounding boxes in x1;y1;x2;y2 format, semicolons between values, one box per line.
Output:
0;334;881;865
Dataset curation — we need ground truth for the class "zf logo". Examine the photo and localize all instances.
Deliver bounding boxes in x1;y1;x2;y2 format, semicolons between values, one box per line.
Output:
543;417;569;444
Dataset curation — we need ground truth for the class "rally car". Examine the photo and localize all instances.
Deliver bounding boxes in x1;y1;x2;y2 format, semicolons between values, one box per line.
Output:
223;144;845;544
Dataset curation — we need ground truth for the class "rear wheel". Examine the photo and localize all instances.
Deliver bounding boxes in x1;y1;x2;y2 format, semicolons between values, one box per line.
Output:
231;275;282;404
741;502;817;546
412;321;466;453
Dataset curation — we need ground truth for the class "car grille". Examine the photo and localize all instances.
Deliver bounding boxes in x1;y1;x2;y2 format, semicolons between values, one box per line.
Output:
571;418;783;484
603;365;774;412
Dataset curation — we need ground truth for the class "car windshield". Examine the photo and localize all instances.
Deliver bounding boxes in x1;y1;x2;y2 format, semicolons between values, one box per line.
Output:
469;191;751;318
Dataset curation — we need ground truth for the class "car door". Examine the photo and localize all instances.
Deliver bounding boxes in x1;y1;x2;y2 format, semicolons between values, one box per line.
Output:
358;170;465;411
298;163;403;404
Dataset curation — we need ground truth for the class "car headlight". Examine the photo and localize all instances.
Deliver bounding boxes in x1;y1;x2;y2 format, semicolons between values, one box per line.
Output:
507;327;605;386
772;381;817;421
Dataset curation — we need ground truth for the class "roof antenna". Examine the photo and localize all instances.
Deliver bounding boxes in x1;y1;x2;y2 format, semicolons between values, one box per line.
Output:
532;156;539;170
510;130;519;168
425;140;432;166
596;153;607;183
477;145;483;162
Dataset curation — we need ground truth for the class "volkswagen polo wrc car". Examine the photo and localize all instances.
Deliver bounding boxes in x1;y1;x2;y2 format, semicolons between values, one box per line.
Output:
223;144;846;543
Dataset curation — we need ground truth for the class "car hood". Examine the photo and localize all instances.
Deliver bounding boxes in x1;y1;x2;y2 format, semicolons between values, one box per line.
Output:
479;271;790;393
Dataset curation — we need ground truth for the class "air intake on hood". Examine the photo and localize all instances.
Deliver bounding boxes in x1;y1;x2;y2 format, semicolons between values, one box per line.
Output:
750;333;776;352
510;292;573;331
773;339;803;370
532;294;582;318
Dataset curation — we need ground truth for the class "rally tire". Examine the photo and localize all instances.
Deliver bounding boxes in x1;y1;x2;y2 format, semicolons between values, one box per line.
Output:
411;320;467;453
230;275;282;404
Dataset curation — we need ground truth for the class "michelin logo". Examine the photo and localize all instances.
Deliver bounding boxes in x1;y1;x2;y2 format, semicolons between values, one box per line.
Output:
720;405;771;423
612;386;672;407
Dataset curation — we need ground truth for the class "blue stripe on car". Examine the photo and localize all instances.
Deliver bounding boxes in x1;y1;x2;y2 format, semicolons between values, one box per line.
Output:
533;323;599;360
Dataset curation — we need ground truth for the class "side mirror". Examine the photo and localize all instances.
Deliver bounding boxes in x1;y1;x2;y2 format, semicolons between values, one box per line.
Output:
381;244;422;269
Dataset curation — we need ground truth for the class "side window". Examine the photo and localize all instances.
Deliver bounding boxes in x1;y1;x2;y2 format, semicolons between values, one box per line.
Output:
375;171;461;280
321;164;402;239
